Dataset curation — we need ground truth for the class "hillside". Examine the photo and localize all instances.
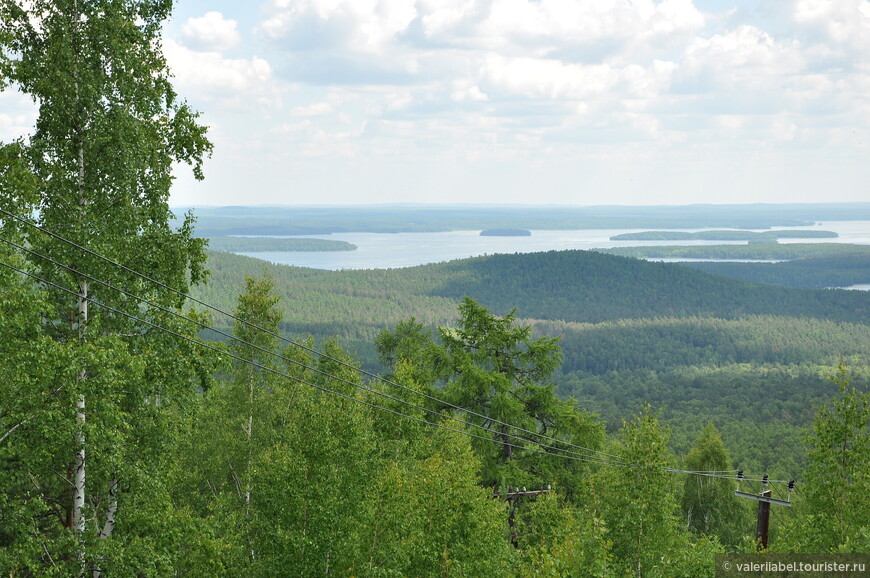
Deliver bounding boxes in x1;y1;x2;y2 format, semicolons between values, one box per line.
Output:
195;249;870;327
191;249;870;477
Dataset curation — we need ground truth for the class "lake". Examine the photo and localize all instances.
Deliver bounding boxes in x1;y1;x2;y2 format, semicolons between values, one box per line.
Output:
236;221;870;271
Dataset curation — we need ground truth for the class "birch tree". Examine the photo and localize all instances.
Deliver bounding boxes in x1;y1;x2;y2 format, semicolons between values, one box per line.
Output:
0;0;211;573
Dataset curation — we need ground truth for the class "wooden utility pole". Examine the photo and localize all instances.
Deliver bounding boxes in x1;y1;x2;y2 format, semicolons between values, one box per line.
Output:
734;473;794;551
493;487;552;547
754;490;772;549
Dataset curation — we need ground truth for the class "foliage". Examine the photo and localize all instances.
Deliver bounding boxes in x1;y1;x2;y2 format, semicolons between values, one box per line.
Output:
194;249;870;477
782;365;870;552
681;424;750;547
598;407;688;577
377;297;606;492
0;0;212;572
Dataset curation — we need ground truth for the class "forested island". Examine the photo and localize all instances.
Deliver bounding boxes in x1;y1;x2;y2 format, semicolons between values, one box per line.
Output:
480;228;532;236
610;229;838;241
205;236;357;252
2;2;868;575
600;242;870;261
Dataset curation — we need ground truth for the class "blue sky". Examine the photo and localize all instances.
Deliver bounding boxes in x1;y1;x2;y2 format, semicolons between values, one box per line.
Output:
2;0;869;206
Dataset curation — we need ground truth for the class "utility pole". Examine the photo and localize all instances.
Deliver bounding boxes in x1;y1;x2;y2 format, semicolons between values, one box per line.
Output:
754;490;772;549
734;473;795;551
493;486;552;547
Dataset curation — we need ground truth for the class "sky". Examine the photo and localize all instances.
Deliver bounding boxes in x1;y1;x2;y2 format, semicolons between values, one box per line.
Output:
1;0;869;207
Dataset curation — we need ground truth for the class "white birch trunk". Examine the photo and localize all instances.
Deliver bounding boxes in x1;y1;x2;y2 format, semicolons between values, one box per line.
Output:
92;478;118;578
73;280;88;533
245;377;254;562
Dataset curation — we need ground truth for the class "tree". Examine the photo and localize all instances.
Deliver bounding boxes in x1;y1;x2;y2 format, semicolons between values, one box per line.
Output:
377;297;604;492
601;407;688;576
793;364;870;552
0;0;211;572
681;423;749;547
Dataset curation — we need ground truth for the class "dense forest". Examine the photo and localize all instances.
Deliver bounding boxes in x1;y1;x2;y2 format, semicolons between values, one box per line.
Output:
1;2;868;576
599;244;870;289
190;249;870;479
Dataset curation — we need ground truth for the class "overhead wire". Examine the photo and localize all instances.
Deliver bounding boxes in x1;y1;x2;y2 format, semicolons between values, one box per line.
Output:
0;250;801;487
0;253;633;469
0;209;804;486
0;235;630;468
0;207;626;464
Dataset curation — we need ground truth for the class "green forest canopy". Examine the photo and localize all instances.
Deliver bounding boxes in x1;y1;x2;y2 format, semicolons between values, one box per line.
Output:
191;248;870;478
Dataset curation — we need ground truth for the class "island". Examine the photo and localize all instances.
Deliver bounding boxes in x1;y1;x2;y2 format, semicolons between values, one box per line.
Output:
479;228;531;237
610;230;838;241
205;236;357;252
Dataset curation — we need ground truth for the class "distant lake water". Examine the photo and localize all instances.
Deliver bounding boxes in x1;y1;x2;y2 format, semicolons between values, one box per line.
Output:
236;221;870;271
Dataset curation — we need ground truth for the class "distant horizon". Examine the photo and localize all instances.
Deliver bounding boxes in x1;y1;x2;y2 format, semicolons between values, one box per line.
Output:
171;201;870;209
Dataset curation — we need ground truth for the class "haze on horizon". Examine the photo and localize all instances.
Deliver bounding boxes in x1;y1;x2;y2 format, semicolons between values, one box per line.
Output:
2;0;868;208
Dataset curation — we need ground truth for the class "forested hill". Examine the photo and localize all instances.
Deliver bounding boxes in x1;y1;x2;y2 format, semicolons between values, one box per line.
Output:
193;248;870;478
196;249;870;329
425;250;870;324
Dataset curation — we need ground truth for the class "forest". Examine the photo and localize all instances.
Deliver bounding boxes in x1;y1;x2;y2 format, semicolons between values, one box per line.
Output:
1;2;868;576
205;236;357;253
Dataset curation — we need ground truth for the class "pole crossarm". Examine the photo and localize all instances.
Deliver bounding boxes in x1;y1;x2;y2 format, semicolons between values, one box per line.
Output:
734;491;793;507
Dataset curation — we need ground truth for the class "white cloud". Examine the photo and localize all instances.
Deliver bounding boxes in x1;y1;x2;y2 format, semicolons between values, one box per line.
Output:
435;0;705;61
793;0;870;65
164;39;281;109
166;1;870;206
291;102;334;116
479;54;617;100
0;91;38;142
450;79;488;102
181;11;242;52
260;0;417;53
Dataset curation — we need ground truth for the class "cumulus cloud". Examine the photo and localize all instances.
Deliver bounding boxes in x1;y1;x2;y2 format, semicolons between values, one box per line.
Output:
291;102;334;116
260;0;417;52
0;91;38;142
792;0;870;66
181;11;242;52
164;39;281;109
170;0;870;206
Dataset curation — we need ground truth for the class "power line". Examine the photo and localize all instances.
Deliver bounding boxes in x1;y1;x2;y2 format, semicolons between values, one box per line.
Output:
0;257;637;469
0;207;626;463
3;250;800;487
0;235;630;467
0;210;803;484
